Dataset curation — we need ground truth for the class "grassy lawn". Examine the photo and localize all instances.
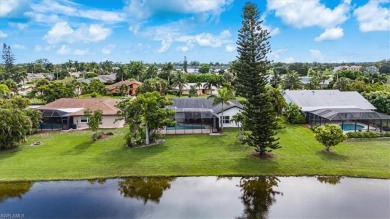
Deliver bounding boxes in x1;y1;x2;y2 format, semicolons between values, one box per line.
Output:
0;125;389;181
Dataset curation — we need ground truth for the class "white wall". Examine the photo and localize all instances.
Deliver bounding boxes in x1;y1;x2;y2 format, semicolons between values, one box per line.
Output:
216;107;242;128
74;115;125;129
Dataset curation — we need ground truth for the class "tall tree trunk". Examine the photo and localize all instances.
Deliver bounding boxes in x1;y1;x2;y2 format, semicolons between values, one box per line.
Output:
145;121;149;145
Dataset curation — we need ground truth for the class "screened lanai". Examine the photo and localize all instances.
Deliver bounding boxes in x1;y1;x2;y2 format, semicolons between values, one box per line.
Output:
38;109;76;130
307;108;390;132
162;107;219;134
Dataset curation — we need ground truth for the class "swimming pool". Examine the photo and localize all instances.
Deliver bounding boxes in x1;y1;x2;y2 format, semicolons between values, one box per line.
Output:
166;125;207;130
340;123;364;131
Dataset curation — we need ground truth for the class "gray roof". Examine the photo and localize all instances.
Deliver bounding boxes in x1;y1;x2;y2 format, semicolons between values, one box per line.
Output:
79;73;116;84
168;98;242;114
283;90;376;112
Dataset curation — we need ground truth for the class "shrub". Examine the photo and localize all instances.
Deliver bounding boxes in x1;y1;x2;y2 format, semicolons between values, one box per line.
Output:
283;103;306;124
346;131;389;138
91;132;103;141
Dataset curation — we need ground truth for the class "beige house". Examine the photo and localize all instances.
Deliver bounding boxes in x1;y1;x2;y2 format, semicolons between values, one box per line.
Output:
37;98;124;130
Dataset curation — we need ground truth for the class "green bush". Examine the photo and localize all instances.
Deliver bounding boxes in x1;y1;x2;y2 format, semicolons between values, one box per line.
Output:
91;132;103;141
346;131;389;139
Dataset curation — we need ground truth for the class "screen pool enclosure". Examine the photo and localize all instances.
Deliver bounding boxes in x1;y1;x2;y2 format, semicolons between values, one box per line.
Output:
161;107;220;134
306;108;390;132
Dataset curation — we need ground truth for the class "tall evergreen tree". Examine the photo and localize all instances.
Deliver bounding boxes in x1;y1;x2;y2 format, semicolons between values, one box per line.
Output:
183;56;188;73
236;2;280;155
2;43;15;75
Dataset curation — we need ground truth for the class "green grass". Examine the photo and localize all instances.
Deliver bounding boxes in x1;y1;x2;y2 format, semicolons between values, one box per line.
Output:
0;125;389;181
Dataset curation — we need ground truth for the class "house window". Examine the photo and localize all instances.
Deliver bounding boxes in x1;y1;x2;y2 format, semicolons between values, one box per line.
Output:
80;116;88;123
220;116;230;124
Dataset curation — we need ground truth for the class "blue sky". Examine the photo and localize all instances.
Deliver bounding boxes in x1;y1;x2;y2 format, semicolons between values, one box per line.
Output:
0;0;389;64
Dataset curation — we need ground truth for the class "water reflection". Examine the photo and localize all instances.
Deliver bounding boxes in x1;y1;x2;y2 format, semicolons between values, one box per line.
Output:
0;177;388;218
118;177;175;204
237;177;283;219
0;182;33;203
317;176;342;185
87;179;107;185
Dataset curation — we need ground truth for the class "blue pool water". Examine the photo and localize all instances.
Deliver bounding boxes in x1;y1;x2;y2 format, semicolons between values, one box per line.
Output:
340;123;364;131
167;125;206;130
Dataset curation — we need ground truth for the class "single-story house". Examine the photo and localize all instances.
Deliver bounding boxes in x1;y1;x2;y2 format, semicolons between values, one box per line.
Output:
171;83;218;95
283;90;390;132
106;80;142;96
37;98;124;130
300;76;331;87
333;65;362;72
163;98;243;134
78;73;116;84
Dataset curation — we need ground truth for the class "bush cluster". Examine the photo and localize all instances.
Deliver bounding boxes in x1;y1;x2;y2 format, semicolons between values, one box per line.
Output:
347;131;390;138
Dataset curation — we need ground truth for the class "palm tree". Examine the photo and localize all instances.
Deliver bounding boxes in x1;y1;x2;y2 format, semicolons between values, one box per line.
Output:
283;70;302;90
171;72;187;96
208;87;236;132
267;87;286;116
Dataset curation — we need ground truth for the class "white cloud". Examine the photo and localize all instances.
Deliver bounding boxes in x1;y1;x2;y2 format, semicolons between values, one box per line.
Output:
34;45;43;52
269;48;288;60
0;30;7;38
177;39;194;52
102;44;116;54
283;57;295;63
140;17;232;53
156;36;173;53
267;0;350;41
73;48;89;55
9;22;28;30
310;49;325;62
315;27;344;41
195;31;230;47
12;44;26;49
268;0;351;28
57;44;88;55
225;44;236;53
260;13;281;37
0;0;28;17
30;0;126;23
25;12;61;24
57;44;71;55
124;0;233;20
44;22;112;44
354;0;390;32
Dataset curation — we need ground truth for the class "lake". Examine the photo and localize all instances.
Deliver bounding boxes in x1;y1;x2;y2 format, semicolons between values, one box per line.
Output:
0;176;389;218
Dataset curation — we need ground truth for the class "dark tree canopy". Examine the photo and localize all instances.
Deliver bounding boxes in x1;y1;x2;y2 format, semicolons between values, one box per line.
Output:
236;2;280;155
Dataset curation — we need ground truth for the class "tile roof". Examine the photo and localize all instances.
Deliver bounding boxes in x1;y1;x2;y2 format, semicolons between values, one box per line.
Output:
38;98;119;116
106;80;142;90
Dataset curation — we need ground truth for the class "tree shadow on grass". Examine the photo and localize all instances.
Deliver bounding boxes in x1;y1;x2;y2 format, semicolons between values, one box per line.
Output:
315;151;349;161
233;154;282;174
95;141;169;166
62;140;94;155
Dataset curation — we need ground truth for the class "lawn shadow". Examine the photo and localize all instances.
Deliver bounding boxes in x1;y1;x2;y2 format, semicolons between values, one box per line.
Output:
233;153;282;174
315;150;349;161
96;141;169;165
63;139;94;155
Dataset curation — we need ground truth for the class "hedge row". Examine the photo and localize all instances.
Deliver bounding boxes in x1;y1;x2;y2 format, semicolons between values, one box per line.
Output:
346;131;390;138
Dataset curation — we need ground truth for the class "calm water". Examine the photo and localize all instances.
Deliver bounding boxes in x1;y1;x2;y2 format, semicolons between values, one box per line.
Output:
0;177;389;218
